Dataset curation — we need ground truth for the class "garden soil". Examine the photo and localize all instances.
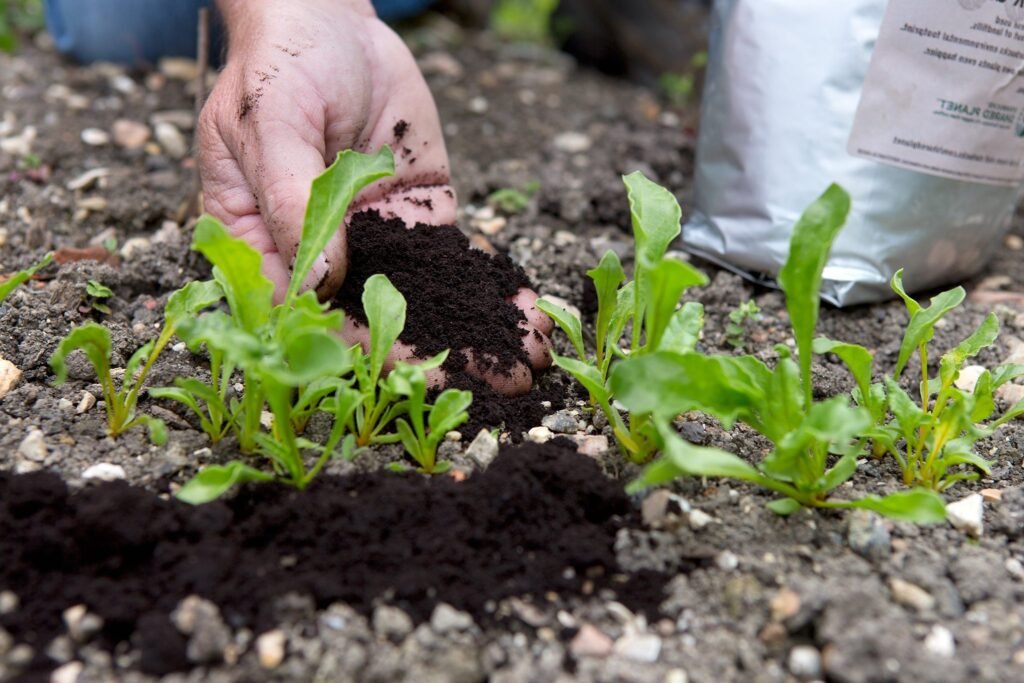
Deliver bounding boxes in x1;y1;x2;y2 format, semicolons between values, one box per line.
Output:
2;16;1024;683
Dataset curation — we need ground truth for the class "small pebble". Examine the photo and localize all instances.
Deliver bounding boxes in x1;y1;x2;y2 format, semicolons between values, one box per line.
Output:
0;591;18;615
50;661;83;683
641;489;690;527
946;493;984;537
430;603;473;633
542;411;579;434
63;604;103;642
57;398;74;411
76;391;97;414
788;645;822;680
847;509;891;561
953;365;986;393
66;168;110;191
18;429;47;462
553;131;592;153
612;633;661;663
527;426;553;443
150;109;195;130
81;128;110;146
1006;234;1024;251
0;356;22;398
889;578;935;612
663;670;689;683
979;488;1002;503
373;605;413;641
154;122;189;159
468;96;488;114
112;118;151;148
770;589;801;622
159;57;199;80
688;509;713;530
575;434;609;458
256;629;286;669
715;551;739;571
444;430;462;443
466;429;499;470
570;624;613;658
923;624;955;658
82;463;126;481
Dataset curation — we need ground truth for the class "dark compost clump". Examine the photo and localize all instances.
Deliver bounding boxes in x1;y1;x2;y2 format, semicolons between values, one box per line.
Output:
334;209;533;379
0;442;669;677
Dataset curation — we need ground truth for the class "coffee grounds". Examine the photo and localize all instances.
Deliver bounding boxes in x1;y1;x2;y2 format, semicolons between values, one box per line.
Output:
0;443;671;678
334;210;532;378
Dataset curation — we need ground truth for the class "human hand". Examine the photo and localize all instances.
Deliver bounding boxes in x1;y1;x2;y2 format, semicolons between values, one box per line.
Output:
198;0;550;394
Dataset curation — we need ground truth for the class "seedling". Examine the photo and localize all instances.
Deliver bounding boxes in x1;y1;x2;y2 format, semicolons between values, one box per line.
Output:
85;279;113;314
50;279;223;445
0;251;51;303
725;300;761;350
487;180;539;214
490;0;559;44
538;172;707;463
612;185;946;522
381;354;472;474
817;273;1024;491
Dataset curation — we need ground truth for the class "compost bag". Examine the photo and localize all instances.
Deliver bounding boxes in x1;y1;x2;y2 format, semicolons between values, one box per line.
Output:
686;0;1024;305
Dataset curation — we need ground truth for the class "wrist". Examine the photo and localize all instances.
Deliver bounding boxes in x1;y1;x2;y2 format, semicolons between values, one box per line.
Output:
217;0;377;51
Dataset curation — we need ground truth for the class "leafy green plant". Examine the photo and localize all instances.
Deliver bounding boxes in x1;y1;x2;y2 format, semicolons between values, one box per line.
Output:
85;279;113;314
657;52;708;105
49;279;224;445
487;180;540;214
725;300;761;350
816;273;1024;492
0;251;51;303
0;0;44;53
381;354;472;474
538;172;707;463
612;184;946;522
490;0;559;44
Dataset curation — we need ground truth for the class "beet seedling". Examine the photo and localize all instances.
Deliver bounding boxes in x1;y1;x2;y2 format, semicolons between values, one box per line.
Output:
85;279;113;314
613;185;946;522
725;300;761;350
0;251;52;303
538;171;707;463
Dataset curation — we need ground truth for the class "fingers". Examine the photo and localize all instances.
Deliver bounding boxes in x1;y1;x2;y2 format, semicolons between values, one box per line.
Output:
463;350;533;396
509;288;554;336
341;318;448;389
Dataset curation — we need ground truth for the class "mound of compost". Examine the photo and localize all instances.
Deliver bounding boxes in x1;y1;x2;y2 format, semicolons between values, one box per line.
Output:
0;443;668;678
334;209;533;379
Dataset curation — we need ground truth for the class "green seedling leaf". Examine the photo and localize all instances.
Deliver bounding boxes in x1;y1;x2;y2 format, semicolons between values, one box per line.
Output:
848;489;946;523
49;322;111;385
551;353;611;404
892;279;966;378
623;171;682;267
766;498;802;516
939;313;999;385
85;280;113;299
611;351;772;428
813;338;873;402
144;416;168;446
176;461;274;504
192;216;273;333
587;250;626;364
363;274;406;384
164;279;224;330
428;389;473;437
279;331;351;385
971;370;996;423
777;184;851;407
884;376;931;441
660;302;704;354
287;147;395;302
536;298;585;360
991;363;1024;388
644;258;708;352
0;252;52;303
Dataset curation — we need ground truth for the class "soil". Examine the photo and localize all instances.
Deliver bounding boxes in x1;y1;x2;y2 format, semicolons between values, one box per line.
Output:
1;442;667;680
2;14;1024;683
335;209;532;378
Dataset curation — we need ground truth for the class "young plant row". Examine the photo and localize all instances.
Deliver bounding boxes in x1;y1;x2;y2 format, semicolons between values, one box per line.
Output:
48;147;471;503
541;180;1024;522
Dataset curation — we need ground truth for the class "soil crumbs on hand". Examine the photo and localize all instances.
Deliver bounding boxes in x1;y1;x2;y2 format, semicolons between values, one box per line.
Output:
334;209;532;379
0;443;669;678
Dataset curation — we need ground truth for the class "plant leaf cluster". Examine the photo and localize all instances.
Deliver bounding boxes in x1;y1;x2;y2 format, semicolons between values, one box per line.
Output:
0;251;52;303
537;172;708;463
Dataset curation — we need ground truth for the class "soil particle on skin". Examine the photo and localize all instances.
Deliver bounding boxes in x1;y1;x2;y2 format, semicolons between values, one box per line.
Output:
393;119;410;143
0;443;667;677
238;91;260;120
334;210;532;378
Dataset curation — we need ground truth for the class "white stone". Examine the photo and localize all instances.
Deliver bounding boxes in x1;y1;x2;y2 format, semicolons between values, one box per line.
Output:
553;131;592;153
120;237;152;259
468;96;488;114
923;624;955;658
527;426;554;443
81;128;110;146
50;661;83;683
82;463;126;481
947;493;984;537
575;434;609;458
150;110;195;131
154;122;189;159
111;119;151;149
76;391;97;414
466;429;499;470
0;591;18;614
612;633;661;663
58;398;74;411
788;645;822;680
256;629;286;669
0;356;22;398
0;125;36;156
430;603;473;633
570;624;613;658
954;365;986;393
159;57;199;81
688;509;714;530
66;168;110;191
18;429;47;462
663;670;689;683
889;578;936;612
715;551;739;571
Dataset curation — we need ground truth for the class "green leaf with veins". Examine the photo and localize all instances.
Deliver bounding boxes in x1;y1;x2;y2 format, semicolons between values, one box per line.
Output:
176;461;275;504
362;273;407;385
777;184;851;407
287;147;395;302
